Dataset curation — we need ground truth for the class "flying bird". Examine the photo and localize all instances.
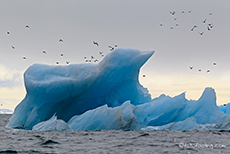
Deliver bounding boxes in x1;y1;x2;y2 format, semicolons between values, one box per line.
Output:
7;31;10;35
207;26;211;31
199;69;201;72
203;19;207;23
169;11;175;15
59;39;63;42
43;50;46;54
66;61;70;64
60;53;63;57
189;66;193;69
25;25;30;28
56;61;59;64
23;56;26;60
84;56;87;59
213;62;216;66
109;46;115;51
182;11;185;14
93;41;99;46
94;59;99;62
11;46;15;49
143;74;146;77
91;56;94;59
159;23;163;26
199;32;204;35
191;26;197;31
207;70;210;73
188;10;191;13
99;51;103;55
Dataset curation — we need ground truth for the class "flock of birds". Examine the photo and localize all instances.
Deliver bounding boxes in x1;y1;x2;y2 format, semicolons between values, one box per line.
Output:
189;62;216;73
7;25;118;65
159;10;214;36
159;10;216;73
5;10;217;79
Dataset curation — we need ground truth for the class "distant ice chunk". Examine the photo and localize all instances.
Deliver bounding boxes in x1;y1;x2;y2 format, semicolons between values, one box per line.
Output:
0;109;13;114
32;115;70;131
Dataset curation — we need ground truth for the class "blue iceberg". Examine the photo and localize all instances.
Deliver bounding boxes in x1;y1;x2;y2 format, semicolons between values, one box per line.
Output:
6;48;230;131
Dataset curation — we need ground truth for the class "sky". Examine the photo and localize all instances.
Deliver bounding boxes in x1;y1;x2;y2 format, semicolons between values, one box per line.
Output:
1;0;230;110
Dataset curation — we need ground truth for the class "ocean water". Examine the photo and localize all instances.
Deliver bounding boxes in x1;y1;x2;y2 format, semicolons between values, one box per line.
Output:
0;114;230;154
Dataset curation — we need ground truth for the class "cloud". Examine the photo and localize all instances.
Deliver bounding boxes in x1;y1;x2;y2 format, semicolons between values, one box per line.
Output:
0;64;23;87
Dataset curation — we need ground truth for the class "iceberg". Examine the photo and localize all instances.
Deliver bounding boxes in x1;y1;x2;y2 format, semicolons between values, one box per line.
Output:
219;103;230;115
0;109;13;114
32;115;70;131
6;48;153;129
6;48;230;131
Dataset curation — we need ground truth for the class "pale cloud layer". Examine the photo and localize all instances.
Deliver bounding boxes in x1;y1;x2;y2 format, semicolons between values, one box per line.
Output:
139;71;230;105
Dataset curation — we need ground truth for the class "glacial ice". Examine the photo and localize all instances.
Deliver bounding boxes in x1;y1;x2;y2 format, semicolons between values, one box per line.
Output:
32;115;70;131
6;48;230;131
6;48;153;129
219;103;230;115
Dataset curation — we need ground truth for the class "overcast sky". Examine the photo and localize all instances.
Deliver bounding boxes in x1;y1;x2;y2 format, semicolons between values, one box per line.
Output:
1;0;230;110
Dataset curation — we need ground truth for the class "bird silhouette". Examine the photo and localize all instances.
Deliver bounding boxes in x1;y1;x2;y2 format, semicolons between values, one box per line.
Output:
208;24;213;28
93;41;99;46
84;56;87;59
199;32;204;35
109;46;115;51
25;25;30;28
159;23;163;26
188;10;191;13
143;74;146;77
91;56;94;59
43;50;46;54
207;70;210;73
94;59;98;62
203;19;207;23
170;11;175;15
7;31;10;35
207;26;211;31
60;53;63;57
213;62;216;66
99;51;103;55
199;69;201;72
189;66;193;69
191;26;197;31
66;61;70;64
224;104;226;106
56;61;59;64
11;46;15;49
23;56;26;60
182;11;185;13
59;39;63;42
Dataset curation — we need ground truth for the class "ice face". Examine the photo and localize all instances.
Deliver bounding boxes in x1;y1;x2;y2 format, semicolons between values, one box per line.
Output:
6;48;154;129
6;47;230;131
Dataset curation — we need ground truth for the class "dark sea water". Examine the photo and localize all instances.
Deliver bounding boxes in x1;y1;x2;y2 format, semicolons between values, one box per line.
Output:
0;114;230;154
